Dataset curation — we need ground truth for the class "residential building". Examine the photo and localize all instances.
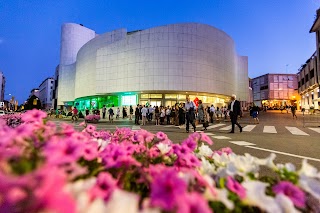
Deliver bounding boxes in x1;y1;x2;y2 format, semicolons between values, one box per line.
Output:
252;73;299;108
299;8;320;110
297;52;319;109
57;23;248;111
39;77;54;109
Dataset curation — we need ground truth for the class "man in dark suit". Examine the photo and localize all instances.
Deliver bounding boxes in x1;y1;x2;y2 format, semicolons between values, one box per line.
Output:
228;94;243;133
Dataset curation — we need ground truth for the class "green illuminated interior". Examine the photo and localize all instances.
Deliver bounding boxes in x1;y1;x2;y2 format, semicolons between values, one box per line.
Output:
74;95;137;111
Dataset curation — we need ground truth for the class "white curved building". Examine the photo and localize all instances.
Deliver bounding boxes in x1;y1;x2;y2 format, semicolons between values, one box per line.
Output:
57;23;248;109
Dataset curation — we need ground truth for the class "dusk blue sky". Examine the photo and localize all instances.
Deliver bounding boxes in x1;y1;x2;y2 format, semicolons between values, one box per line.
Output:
0;0;319;103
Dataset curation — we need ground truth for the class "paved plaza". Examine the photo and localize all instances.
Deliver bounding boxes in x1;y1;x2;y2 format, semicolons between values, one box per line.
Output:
50;110;320;170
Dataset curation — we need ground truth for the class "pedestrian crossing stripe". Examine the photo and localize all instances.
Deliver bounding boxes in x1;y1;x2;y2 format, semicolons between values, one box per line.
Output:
219;125;232;131
263;126;277;134
131;126;141;130
212;136;231;139
309;128;320;133
206;123;226;129
242;125;256;132
229;141;256;146
285;127;309;136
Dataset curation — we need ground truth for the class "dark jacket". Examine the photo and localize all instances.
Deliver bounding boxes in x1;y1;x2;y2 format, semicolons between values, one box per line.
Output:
228;100;241;116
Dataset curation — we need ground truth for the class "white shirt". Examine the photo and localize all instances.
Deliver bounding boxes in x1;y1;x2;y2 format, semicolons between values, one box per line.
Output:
185;101;195;111
166;109;171;115
210;106;215;113
141;107;148;116
149;107;154;113
231;100;235;112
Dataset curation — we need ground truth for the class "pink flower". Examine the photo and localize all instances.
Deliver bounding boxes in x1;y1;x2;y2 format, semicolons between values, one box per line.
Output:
226;176;246;199
90;172;117;201
155;132;168;141
21;109;47;123
150;168;187;211
100;143;141;169
273;181;306;208
182;138;197;151
213;147;233;156
83;142;99;161
177;192;211;213
200;133;213;145
133;129;154;144
85;124;96;133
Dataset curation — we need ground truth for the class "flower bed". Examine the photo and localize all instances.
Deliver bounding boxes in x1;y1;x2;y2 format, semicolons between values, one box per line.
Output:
0;113;23;128
85;114;100;123
0;109;319;212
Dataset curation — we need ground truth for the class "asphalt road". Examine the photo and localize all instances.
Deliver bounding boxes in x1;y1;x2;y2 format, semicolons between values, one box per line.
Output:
50;110;320;170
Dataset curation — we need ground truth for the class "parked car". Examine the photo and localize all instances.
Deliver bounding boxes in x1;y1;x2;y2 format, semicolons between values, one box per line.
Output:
0;110;5;116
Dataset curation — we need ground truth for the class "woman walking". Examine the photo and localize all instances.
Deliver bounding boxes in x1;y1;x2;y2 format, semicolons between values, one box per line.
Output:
250;104;260;124
154;106;160;125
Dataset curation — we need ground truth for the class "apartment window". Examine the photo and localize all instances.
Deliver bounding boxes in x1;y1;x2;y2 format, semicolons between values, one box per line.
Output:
50;86;53;89
312;92;314;100
301;78;304;85
305;74;309;82
310;69;315;78
260;85;268;90
298;81;300;88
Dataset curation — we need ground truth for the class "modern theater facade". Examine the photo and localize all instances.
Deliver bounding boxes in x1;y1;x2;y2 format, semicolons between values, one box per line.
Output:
57;23;248;110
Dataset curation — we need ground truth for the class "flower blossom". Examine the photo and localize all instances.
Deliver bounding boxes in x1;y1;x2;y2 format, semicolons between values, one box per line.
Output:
150;168;187;211
155;132;168;141
273;181;305;208
226;176;246;199
90;172;117;201
21;109;47;123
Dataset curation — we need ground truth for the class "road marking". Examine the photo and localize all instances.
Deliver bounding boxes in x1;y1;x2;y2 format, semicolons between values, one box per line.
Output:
309;128;320;133
263;126;277;133
245;146;320;162
132;126;141;130
285;127;309;136
242;125;256;132
229;141;256;146
163;125;175;128
212;136;231;139
219;125;232;131
204;133;215;136
206;124;226;129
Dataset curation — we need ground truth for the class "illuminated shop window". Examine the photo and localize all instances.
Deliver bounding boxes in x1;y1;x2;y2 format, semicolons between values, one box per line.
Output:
122;95;137;106
165;94;177;99
150;94;162;98
141;94;149;99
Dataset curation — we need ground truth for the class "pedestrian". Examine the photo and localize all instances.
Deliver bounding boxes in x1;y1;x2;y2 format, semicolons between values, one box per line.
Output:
85;108;89;116
185;95;196;133
71;106;79;122
102;105;106;119
251;104;260;124
291;104;297;119
280;105;284;114
160;107;165;125
135;105;140;125
141;105;148;125
116;107;120;119
148;105;154;121
166;106;171;125
196;100;205;125
129;105;133;120
228;94;243;133
154;106;160;125
209;105;215;123
108;107;114;123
